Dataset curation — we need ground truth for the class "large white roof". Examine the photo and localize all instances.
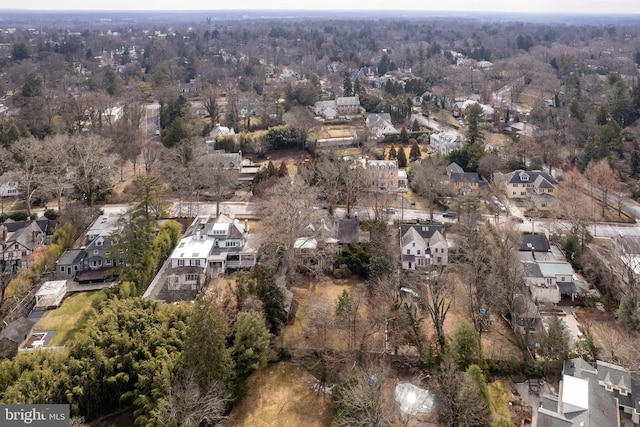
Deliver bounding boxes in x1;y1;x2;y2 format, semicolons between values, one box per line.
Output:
562;374;589;413
171;236;214;259
36;280;67;296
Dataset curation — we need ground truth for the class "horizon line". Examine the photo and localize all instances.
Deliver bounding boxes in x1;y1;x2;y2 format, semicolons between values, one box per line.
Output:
0;8;639;16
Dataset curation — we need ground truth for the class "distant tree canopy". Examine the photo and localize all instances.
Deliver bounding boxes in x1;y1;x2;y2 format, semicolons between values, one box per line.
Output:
262;125;303;150
11;42;29;61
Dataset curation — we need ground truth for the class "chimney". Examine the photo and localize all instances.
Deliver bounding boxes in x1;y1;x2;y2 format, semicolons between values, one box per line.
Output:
2;225;6;242
195;230;200;240
32;230;36;242
531;246;536;260
244;219;248;233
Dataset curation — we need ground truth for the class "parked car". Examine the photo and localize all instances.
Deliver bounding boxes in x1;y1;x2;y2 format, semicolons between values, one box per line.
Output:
384;207;396;214
442;212;454;218
511;216;524;223
400;287;421;299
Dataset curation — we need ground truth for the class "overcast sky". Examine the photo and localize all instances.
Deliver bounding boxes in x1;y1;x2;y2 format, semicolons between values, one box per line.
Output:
8;0;640;14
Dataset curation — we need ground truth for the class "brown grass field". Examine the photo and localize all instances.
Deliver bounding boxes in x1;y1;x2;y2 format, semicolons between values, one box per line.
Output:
227;362;333;427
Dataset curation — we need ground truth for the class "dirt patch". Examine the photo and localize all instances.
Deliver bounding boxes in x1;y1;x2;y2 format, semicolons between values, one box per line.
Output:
227;362;333;427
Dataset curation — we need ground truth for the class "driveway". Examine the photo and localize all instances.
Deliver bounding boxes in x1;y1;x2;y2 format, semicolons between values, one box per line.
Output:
515;380;557;427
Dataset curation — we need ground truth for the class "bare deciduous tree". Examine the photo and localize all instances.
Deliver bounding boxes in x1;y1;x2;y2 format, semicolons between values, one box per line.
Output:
153;370;231;427
412;157;448;221
585;158;620;219
71;134;118;206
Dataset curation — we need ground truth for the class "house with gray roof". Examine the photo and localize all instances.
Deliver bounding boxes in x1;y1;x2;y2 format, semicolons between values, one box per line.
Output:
538;357;638;426
366;113;397;138
314;96;360;119
430;131;463;155
0;220;47;273
400;222;448;270
55;214;121;283
496;169;558;202
0;317;35;359
145;214;258;302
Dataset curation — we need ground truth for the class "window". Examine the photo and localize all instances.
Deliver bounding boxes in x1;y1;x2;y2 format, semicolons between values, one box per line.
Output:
93;250;99;255
74;265;78;271
177;259;185;267
412;242;415;247
60;266;65;272
191;259;201;266
96;240;103;246
406;249;410;255
186;273;197;281
547;278;553;285
417;250;421;255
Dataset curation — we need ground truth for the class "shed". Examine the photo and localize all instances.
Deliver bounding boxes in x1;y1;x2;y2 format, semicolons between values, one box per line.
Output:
35;280;67;309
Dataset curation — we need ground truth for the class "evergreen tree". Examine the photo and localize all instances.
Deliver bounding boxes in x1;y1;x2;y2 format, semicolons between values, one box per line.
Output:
464;103;485;146
277;161;288;177
411;118;420;132
343;75;354;97
253;265;287;334
183;296;236;390
388;145;397;160
397;146;408;168
409;140;421;161
400;126;409;143
452;322;484;371
232;310;271;379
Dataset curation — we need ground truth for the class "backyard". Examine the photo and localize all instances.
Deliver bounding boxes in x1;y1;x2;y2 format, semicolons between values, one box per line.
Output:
34;290;106;346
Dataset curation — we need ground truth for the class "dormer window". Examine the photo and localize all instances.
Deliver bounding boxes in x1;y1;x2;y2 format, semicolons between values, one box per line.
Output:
519;172;529;181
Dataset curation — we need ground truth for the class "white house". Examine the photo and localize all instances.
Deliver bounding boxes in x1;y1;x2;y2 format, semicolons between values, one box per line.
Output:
0;173;20;197
165;215;257;292
400;223;448;270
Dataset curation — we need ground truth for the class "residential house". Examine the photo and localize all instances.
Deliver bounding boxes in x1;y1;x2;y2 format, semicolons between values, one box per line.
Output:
537;357;626;427
366;113;397;138
314;96;360;119
0;172;20;197
595;360;640;425
332;218;370;248
430;131;463;155
55;214;120;283
450;172;486;195
496;169;558;202
400;222;448;270
55;248;84;279
208;124;236;140
177;80;202;98
161;215;258;296
314;100;338;120
452;100;495;122
523;261;588;305
362;158;399;192
0;317;35;359
336;96;360;115
0;220;46;272
446;162;464;177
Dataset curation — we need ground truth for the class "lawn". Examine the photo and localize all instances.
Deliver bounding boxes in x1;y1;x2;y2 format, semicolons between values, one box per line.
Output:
488;379;513;421
35;290;107;346
227;362;333;427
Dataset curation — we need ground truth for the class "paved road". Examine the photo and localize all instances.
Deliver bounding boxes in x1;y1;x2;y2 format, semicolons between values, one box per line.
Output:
145;103;160;139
